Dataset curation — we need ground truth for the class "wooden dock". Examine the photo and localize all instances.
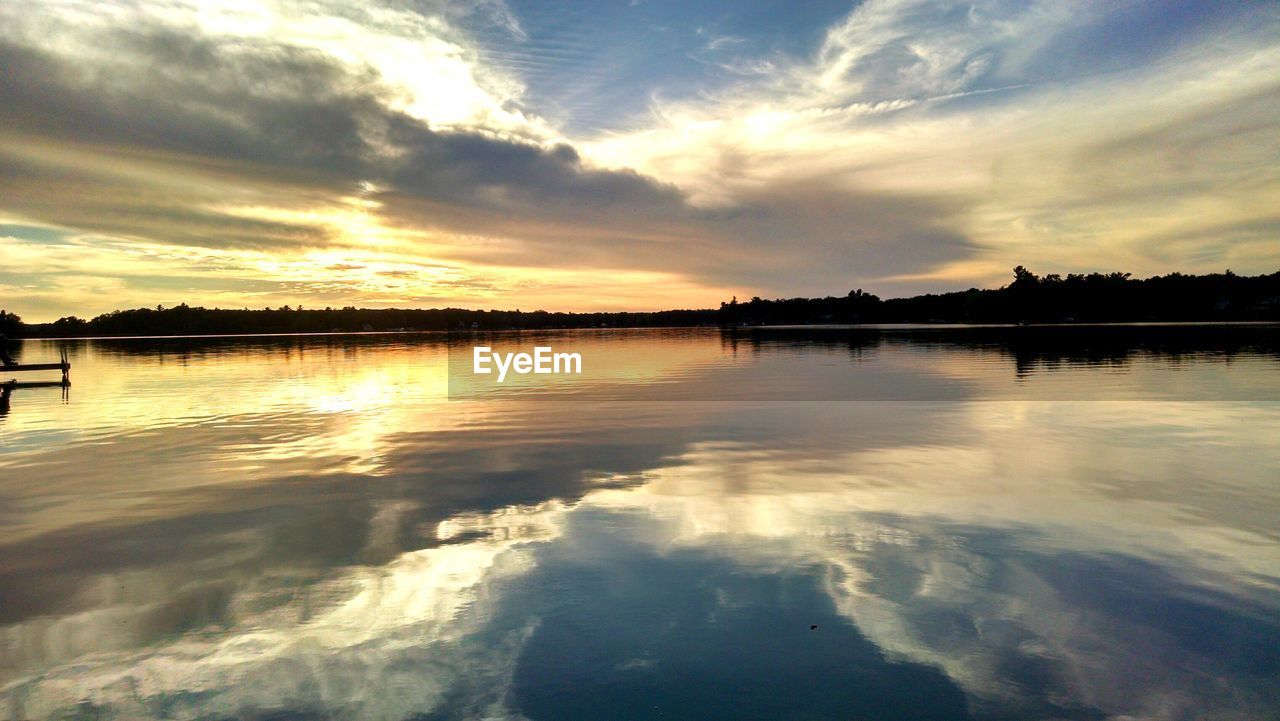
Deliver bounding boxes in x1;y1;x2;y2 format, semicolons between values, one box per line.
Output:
4;362;69;372
2;349;70;385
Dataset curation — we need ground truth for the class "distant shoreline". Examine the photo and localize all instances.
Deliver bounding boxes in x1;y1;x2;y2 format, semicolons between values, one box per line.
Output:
5;268;1278;339
14;320;1280;343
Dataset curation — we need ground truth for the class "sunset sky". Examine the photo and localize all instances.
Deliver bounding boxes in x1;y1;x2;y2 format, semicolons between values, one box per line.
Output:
2;0;1278;321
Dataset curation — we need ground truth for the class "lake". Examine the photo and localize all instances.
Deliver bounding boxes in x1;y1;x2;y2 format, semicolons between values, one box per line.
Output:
2;326;1279;720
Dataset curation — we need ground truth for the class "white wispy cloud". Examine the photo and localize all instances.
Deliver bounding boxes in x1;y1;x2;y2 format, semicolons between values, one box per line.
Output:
583;0;1280;289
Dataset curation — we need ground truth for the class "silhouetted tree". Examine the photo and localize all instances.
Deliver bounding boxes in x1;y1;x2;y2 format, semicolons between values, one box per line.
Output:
0;310;23;337
716;268;1280;325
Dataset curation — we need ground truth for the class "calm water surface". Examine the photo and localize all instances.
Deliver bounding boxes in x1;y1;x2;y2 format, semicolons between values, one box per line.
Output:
2;327;1279;720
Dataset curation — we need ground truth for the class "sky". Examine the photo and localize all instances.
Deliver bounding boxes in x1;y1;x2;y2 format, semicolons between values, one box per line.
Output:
1;0;1278;321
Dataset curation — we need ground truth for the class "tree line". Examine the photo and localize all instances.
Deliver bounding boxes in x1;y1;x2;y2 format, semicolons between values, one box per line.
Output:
9;305;717;338
4;268;1279;338
718;268;1280;325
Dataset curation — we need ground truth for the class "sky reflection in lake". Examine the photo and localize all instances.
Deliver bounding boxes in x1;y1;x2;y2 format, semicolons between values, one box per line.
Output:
1;328;1278;720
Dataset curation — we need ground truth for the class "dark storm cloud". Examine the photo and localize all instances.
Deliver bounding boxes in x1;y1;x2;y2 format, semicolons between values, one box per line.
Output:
0;33;378;175
386;127;685;210
709;181;977;291
377;175;975;295
0;27;689;212
0;32;370;251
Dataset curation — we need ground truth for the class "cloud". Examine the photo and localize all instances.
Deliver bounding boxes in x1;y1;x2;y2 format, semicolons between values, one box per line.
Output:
586;0;1280;293
0;36;380;175
0;17;713;315
385;127;685;210
0;6;984;312
0;18;684;241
